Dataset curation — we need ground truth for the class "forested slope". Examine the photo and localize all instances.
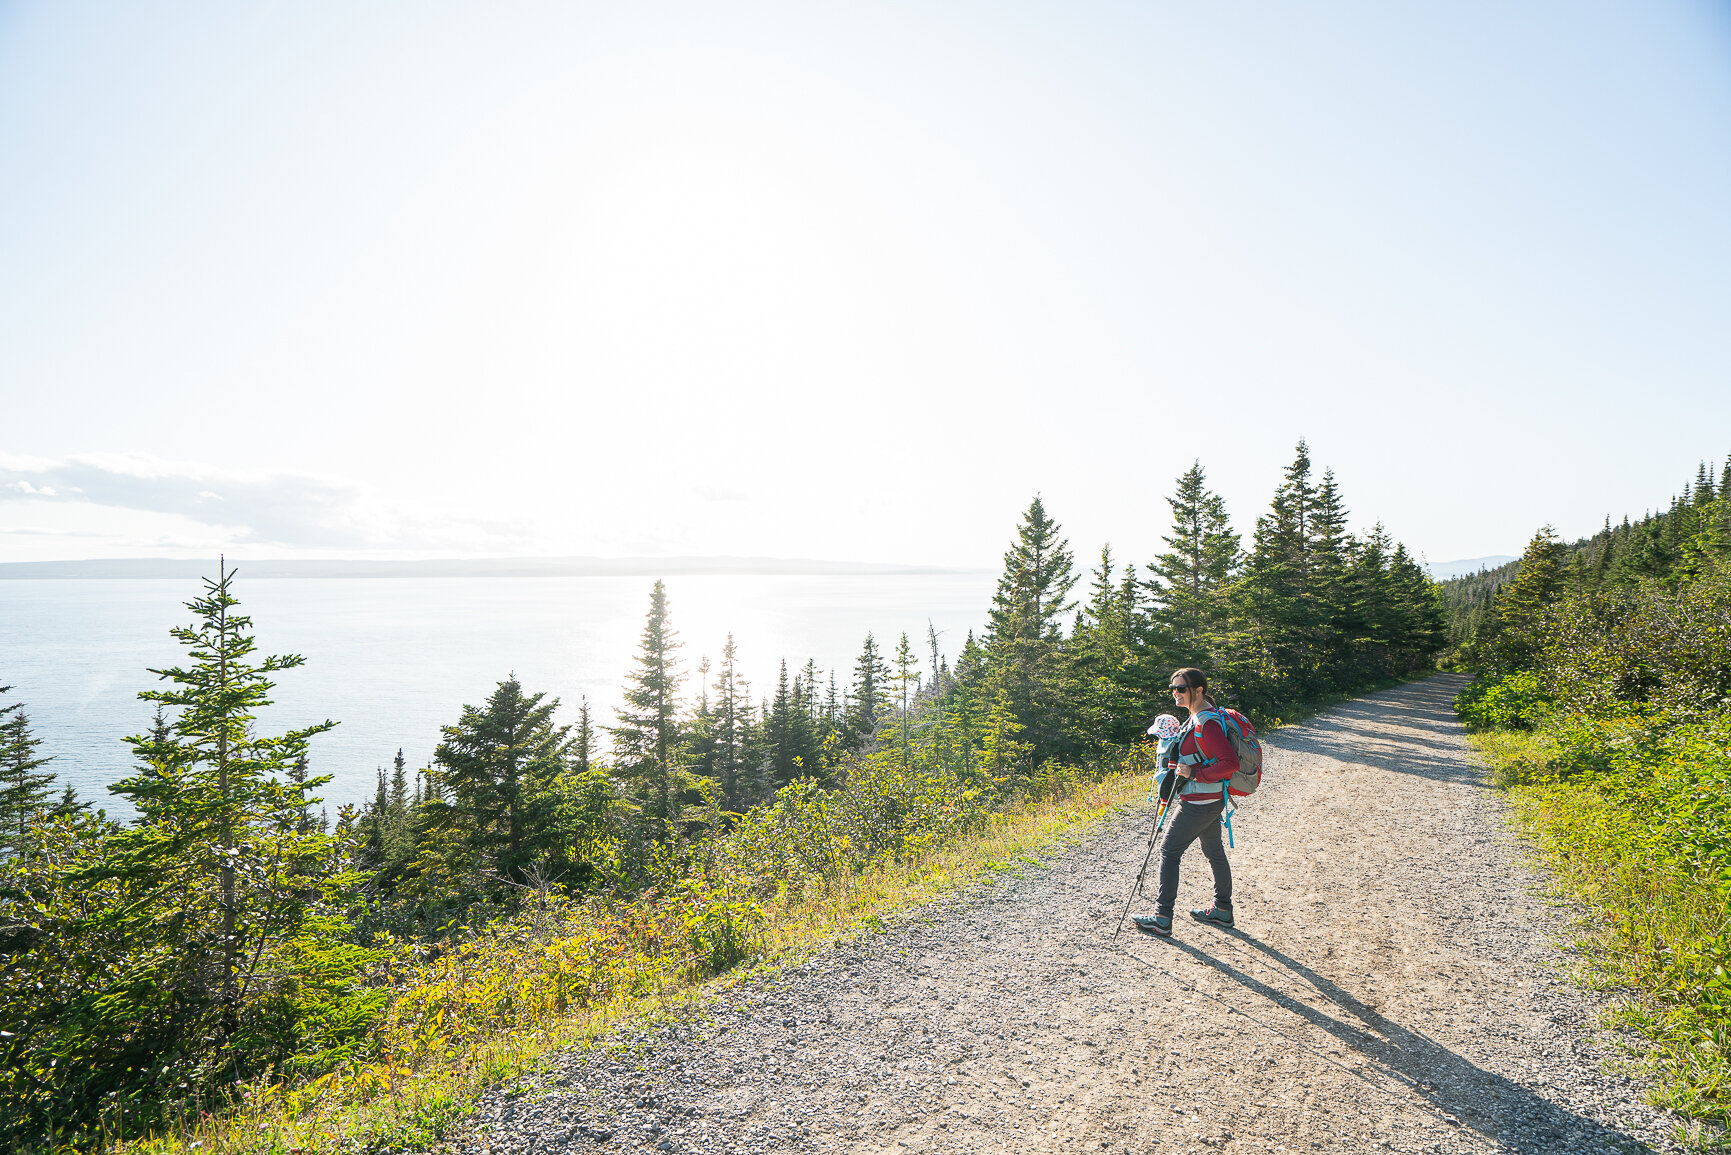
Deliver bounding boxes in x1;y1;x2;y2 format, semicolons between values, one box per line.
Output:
0;440;1444;1152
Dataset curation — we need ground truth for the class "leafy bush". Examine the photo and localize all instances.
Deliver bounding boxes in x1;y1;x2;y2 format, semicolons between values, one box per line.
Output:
1461;566;1731;1126
1488;713;1731;1123
1455;672;1552;731
677;877;764;975
1533;576;1731;722
720;746;991;894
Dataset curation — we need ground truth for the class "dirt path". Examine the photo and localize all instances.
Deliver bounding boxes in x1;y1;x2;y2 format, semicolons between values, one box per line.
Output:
459;676;1678;1155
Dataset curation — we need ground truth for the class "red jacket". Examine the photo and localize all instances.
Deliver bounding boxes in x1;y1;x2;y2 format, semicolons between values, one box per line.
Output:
1165;713;1239;803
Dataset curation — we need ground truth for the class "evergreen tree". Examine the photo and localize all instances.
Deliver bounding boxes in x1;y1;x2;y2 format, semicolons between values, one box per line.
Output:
1387;542;1447;665
685;657;718;794
1067;545;1145;753
1247;441;1318;603
1308;469;1353;667
986;495;1079;767
47;783;90;820
384;748;413;864
925;622;945;701
1592;516;1613;587
429;677;570;887
762;659;816;789
711;634;752;810
0;686;56;855
361;765;390;865
1344;524;1395;671
101;563;346;1061
1492;527;1568;671
1145;462;1239;660
847;632;891;750
1237;441;1329;700
610;581;684;840
924;621;948;768
891;632;920;766
573;695;596;774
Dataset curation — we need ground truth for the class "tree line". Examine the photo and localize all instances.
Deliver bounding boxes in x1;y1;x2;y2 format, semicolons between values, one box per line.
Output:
1441;456;1731;656
0;440;1445;1147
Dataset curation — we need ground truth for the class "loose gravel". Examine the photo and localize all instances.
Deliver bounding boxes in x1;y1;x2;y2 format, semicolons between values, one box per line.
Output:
446;676;1684;1154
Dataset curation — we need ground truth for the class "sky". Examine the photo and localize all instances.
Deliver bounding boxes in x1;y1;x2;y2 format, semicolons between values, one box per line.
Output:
2;1;1729;571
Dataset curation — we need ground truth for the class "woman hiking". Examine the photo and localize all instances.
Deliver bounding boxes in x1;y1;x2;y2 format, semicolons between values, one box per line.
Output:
1134;667;1236;938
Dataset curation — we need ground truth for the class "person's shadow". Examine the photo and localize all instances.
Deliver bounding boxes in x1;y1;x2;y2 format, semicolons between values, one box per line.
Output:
1128;926;1654;1154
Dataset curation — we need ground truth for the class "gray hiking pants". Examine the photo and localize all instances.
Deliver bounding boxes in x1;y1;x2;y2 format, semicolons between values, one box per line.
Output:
1155;799;1232;919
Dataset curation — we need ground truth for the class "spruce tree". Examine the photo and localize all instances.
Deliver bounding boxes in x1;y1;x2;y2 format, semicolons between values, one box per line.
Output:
1591;516;1613;588
361;766;390;865
1387;542;1447;665
1145;462;1239;661
685;657;718;793
1345;524;1395;673
800;659;820;725
284;753;318;834
762;660;805;788
386;748;413;865
573;695;596;774
925;621;945;701
1493;527;1567;670
430;677;570;886
0;686;56;855
1253;440;1318;598
610;581;684;839
104;562;343;1055
1239;441;1330;700
892;632;920;767
1309;469;1353;672
1068;546;1145;753
986;495;1079;767
711;634;752;810
847;632;891;749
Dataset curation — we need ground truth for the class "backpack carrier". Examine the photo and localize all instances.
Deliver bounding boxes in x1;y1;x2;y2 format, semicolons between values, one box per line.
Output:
1173;707;1264;846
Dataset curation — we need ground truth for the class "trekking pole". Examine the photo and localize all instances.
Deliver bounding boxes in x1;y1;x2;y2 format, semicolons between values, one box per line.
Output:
1111;773;1180;942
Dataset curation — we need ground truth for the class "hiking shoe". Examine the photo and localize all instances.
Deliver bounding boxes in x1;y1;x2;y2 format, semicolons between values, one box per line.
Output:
1132;914;1173;937
1189;905;1234;927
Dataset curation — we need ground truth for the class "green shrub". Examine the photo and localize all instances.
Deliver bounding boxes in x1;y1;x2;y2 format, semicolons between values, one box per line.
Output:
677;878;764;976
1455;671;1552;731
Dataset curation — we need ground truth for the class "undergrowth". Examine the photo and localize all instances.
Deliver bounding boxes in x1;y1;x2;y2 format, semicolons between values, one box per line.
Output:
109;765;1157;1155
1471;718;1731;1147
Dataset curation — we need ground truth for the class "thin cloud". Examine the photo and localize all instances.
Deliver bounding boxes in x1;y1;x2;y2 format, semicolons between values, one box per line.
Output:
0;452;527;552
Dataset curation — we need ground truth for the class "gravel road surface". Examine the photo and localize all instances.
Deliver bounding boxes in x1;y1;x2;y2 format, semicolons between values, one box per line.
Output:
452;676;1679;1155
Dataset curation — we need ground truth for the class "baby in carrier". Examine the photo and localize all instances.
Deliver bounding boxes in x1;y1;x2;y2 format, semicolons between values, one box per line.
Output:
1148;712;1185;801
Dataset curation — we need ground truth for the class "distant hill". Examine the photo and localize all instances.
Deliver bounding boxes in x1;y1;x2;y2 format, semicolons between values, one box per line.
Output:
1425;555;1517;580
0;556;979;580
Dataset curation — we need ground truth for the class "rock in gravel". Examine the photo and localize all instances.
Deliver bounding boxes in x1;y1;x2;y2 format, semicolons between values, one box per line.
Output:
442;676;1690;1154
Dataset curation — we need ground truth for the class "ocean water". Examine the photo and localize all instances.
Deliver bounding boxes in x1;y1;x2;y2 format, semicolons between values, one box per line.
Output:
0;572;997;820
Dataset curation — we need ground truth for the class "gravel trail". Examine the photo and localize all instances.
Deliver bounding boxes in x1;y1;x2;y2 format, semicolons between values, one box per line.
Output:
454;676;1679;1155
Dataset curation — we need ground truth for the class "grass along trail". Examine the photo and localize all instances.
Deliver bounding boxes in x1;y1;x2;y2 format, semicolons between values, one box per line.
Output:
448;677;1678;1155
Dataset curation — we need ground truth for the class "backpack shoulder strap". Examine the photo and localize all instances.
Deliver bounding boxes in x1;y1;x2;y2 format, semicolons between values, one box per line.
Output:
1196;708;1241;740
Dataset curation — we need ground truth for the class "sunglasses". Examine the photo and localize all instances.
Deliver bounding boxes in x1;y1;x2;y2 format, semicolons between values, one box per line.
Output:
1169;684;1191;694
